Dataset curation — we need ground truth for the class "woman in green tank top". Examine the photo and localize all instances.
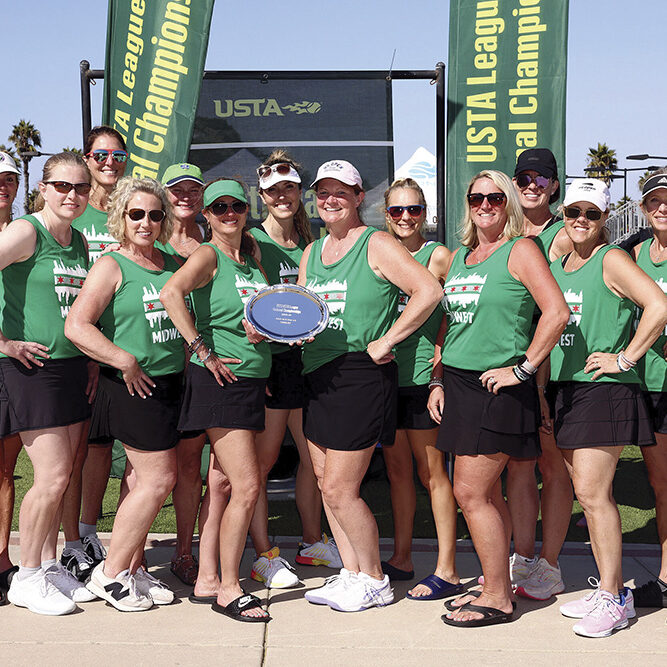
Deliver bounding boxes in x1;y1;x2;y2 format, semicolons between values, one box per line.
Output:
161;178;272;622
378;177;463;601
628;172;667;608
66;176;184;612
298;160;442;613
0;152;94;615
548;178;667;637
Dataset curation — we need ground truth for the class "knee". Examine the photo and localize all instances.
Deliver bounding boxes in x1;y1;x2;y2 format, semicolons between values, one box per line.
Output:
452;480;480;512
178;453;204;484
151;469;177;500
573;483;608;514
321;479;345;511
231;474;261;509
207;471;231;500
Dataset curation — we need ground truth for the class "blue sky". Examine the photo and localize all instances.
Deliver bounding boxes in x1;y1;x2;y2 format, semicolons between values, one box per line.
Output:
2;1;665;203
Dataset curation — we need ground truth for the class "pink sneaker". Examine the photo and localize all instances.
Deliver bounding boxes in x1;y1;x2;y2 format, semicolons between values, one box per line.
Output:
572;590;628;638
560;578;636;619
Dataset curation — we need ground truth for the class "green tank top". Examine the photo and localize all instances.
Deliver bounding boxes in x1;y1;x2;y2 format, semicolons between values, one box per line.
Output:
98;251;185;376
71;204;115;263
302;227;398;374
0;215;88;359
441;238;536;370
395;242;444;386
249;226;307;356
635;238;667;391
190;243;271;378
550;245;639;384
533;217;564;260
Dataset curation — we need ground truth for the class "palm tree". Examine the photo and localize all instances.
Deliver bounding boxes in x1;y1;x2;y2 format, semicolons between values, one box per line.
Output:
8;120;42;213
26;187;40;214
637;169;658;192
586;142;618;185
62;147;82;155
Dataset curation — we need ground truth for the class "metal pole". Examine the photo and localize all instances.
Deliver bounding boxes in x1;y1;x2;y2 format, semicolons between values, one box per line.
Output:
80;60;92;146
435;62;445;243
623;168;627;201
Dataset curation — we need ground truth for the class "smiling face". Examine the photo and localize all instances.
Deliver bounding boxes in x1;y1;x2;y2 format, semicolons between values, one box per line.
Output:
260;180;301;222
123;192;163;248
167;180;203;223
385;187;425;241
39;165;90;222
642;188;667;235
513;169;558;214
468;176;508;237
0;172;19;221
315;178;364;227
563;200;608;245
204;196;248;244
85;133;127;190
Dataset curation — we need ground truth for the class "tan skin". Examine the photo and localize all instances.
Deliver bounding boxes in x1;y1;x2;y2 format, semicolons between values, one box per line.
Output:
428;176;569;622
379;186;461;597
160;195;268;619
549;200;667;596
296;177;442;582
0;165;92;569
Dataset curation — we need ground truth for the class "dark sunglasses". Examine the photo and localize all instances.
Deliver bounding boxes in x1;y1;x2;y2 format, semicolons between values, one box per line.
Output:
515;173;551;189
563;206;602;221
467;192;506;207
85;149;128;164
45;181;92;195
256;162;293;180
210;200;248;216
126;208;166;222
386;205;425;219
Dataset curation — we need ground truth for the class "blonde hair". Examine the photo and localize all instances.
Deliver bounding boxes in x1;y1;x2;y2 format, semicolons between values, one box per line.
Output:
460;170;524;248
34;152;91;213
258;148;314;243
106;176;173;245
383;177;427;236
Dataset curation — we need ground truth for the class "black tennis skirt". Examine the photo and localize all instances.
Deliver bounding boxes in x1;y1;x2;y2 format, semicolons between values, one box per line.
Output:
0;356;91;436
554;381;655;449
397;384;437;430
266;346;305;411
436;365;540;458
89;367;182;452
644;391;667;435
303;352;398;451
178;362;266;432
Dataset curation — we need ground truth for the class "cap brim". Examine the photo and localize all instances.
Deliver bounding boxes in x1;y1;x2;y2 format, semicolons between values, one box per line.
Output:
259;172;301;190
166;175;204;187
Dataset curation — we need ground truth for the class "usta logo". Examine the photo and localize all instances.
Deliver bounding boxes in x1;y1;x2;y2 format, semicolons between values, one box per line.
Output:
214;99;322;118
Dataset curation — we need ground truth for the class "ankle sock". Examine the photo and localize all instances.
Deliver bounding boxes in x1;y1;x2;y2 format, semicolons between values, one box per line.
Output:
41;558;56;571
65;540;83;551
79;522;97;538
515;554;536;565
16;565;41;581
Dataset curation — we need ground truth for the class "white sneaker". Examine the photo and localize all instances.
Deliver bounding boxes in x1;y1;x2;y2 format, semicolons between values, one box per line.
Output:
251;547;300;589
134;567;174;605
515;558;565;600
327;572;394;612
44;563;96;603
86;563;153;612
296;533;343;569
305;568;356;605
8;569;76;616
478;552;537;586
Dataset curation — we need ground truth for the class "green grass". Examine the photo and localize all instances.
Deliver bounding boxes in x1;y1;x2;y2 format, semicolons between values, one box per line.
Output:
10;445;659;544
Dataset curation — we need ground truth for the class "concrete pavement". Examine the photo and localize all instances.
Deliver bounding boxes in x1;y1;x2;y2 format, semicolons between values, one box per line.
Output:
2;534;665;666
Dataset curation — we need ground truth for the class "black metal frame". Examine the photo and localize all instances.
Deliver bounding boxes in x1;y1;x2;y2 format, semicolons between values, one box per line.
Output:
80;60;446;241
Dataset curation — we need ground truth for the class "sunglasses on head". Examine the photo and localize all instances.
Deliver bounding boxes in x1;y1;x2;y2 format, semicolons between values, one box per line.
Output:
386;205;425;219
467;192;506;207
126;208;166;222
516;173;551;189
45;181;92;196
85;149;128;164
256;162;294;181
563;206;602;221
210;200;248;216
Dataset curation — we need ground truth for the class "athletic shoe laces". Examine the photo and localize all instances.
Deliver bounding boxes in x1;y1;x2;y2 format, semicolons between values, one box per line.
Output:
589;593;623;621
66;548;93;568
83;535;107;561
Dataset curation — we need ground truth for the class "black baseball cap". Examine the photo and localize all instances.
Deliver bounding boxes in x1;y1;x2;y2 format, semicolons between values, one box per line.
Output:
514;148;560;203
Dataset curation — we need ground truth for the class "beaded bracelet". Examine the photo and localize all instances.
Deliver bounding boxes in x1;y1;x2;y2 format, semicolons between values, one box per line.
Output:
513;365;531;382
187;334;203;353
199;350;212;364
428;378;444;390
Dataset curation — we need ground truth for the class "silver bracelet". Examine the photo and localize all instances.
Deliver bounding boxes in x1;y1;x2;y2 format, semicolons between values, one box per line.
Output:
616;353;633;372
618;351;636;369
199;349;212;364
513;365;531;382
428;378;444;389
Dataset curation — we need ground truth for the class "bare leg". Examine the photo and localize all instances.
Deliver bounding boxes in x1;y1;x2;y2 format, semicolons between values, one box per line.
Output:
288;409;321;544
641;432;667;581
381;430;416;572
61;421;90;541
562;446;624;594
80;443;112;525
0;435;22;571
506;458;538;559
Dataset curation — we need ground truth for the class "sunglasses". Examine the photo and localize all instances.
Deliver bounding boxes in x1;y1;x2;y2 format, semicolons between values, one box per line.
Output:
126;208;166;222
467;192;506;207
256;162;294;180
45;181;92;196
563;206;602;221
85;149;128;164
515;173;551;189
210;201;248;216
386;205;425;219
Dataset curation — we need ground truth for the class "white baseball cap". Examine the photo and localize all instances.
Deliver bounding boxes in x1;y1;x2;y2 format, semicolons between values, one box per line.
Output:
0;152;20;176
563;178;610;211
311;160;363;189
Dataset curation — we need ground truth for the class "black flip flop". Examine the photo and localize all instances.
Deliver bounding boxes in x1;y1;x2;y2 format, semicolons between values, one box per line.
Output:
381;561;414;581
0;566;18;606
443;589;481;611
211;593;271;623
189;593;218;604
441;601;514;627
